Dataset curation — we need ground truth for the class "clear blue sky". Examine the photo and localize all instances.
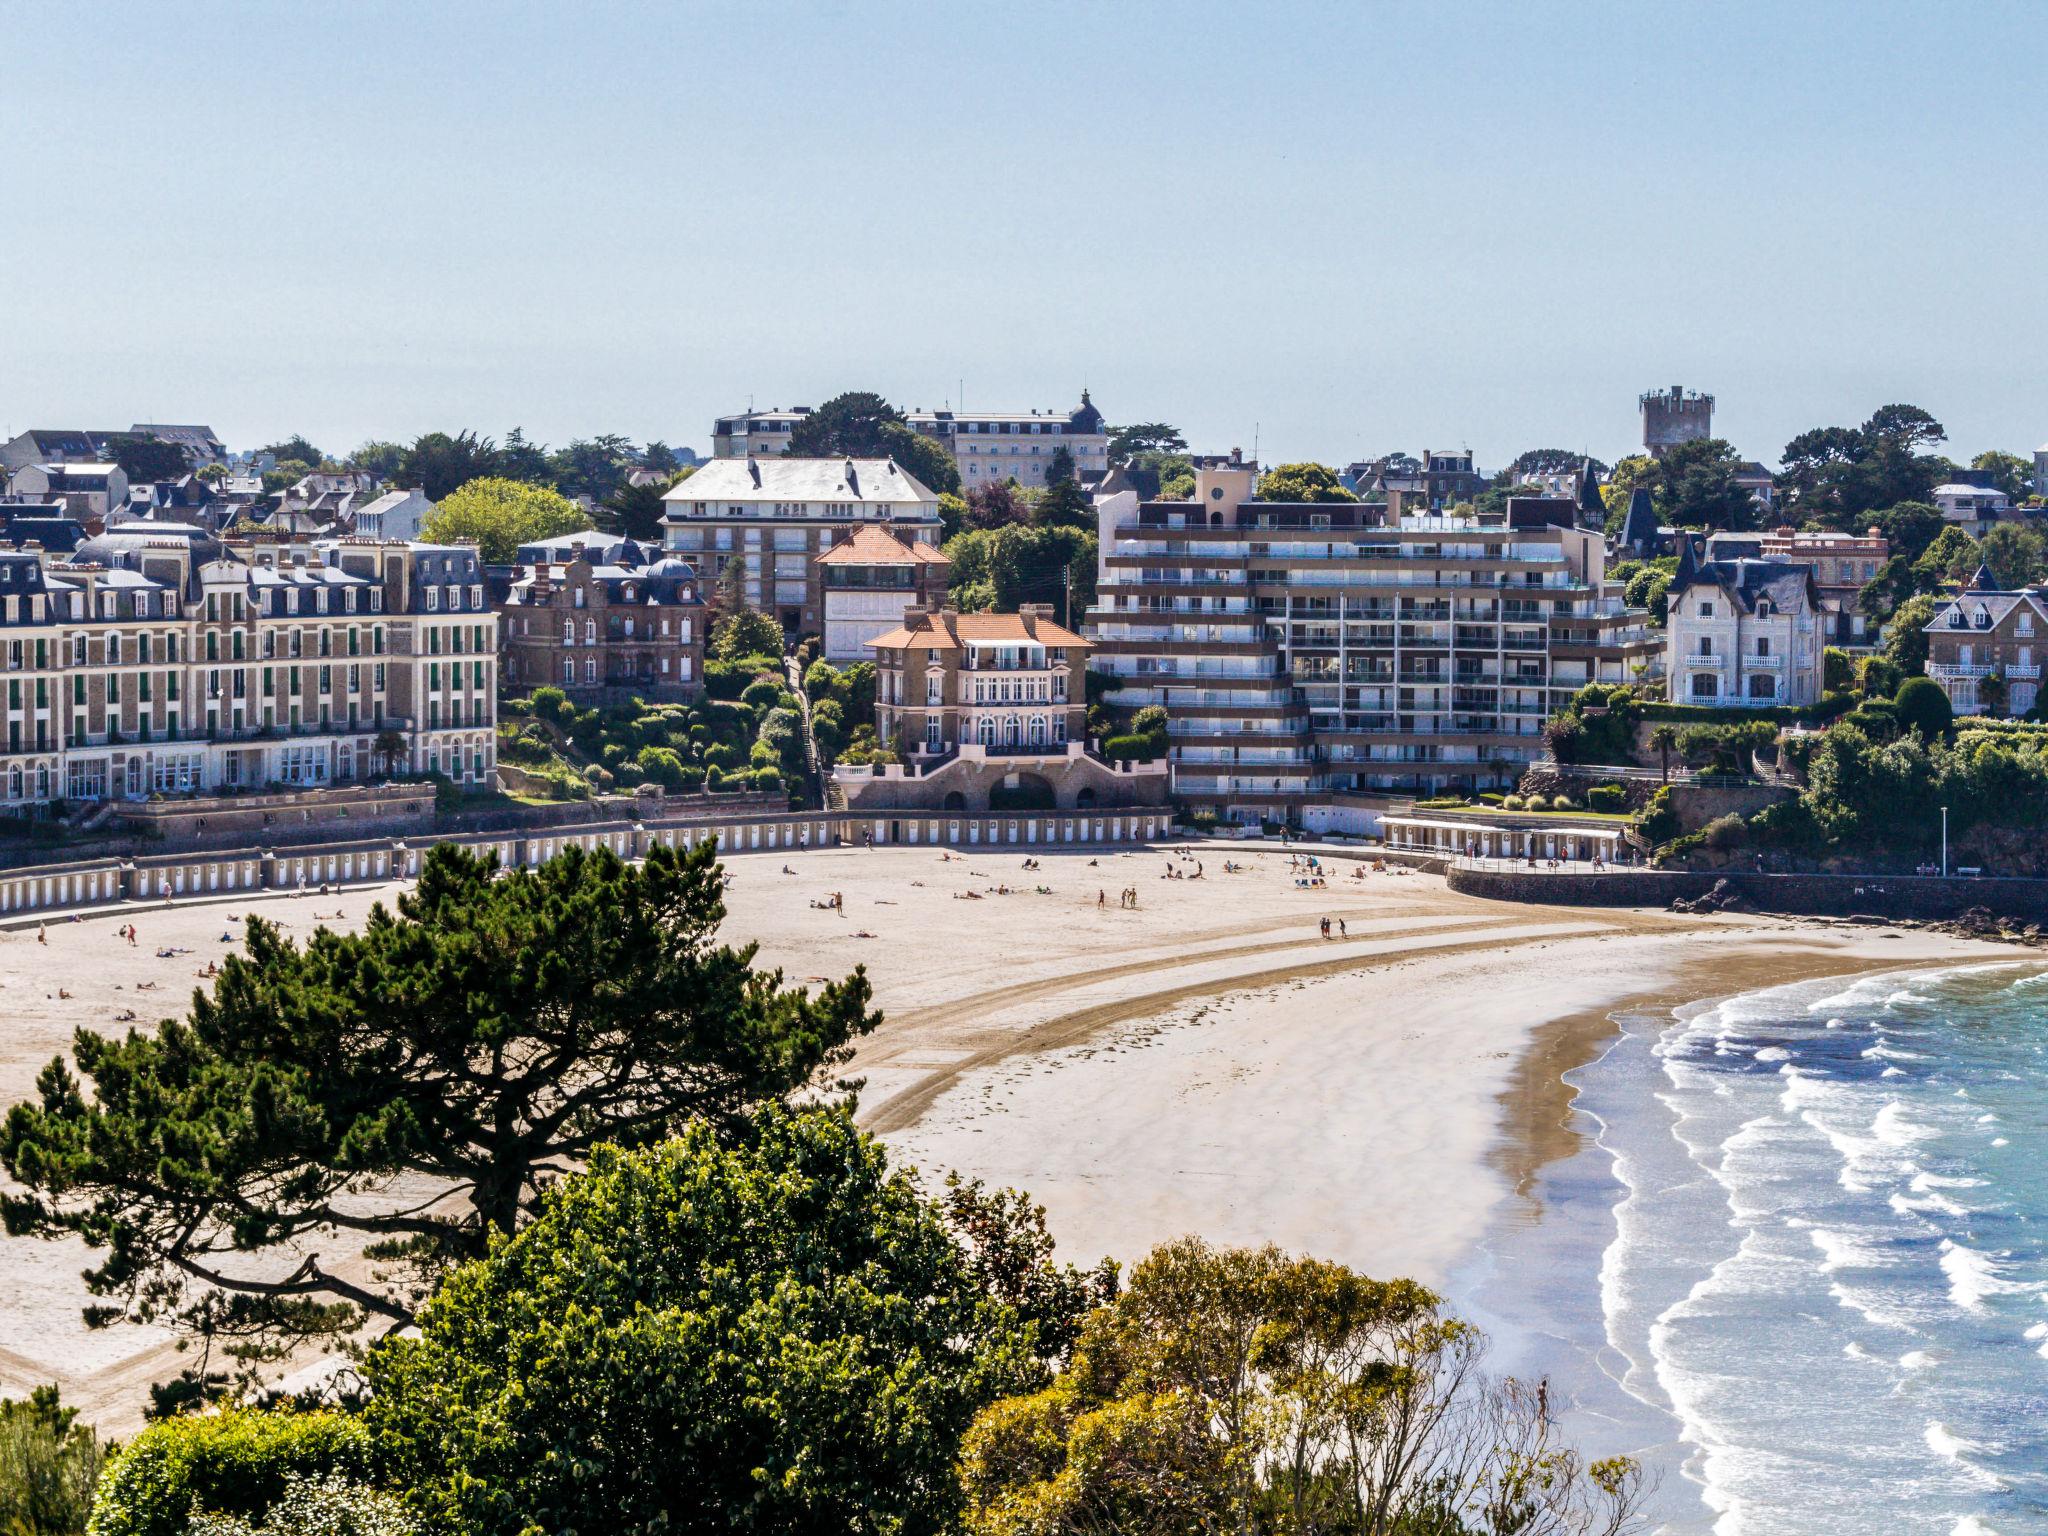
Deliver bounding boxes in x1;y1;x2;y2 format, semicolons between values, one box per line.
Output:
6;0;2043;472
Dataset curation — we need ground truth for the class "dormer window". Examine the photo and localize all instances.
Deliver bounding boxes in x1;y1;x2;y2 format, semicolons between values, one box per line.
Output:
1755;599;1772;618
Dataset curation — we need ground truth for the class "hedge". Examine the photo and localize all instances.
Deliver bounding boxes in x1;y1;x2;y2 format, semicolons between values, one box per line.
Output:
1636;692;1856;726
88;1410;376;1536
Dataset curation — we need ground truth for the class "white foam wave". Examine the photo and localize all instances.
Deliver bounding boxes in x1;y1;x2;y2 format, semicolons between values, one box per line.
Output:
1754;1045;1790;1062
1924;1420;2004;1488
1900;1348;1938;1371
1874;1101;1940;1146
1951;1516;2001;1536
1939;1241;2042;1312
1812;1228;1895;1273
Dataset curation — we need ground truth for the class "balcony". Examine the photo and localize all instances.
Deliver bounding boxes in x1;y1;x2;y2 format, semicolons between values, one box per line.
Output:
1927;662;1993;680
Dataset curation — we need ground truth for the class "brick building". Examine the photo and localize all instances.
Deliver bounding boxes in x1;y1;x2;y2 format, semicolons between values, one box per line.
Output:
1923;565;2045;717
500;539;702;701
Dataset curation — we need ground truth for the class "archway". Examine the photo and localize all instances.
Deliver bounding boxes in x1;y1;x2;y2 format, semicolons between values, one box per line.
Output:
989;771;1056;812
1074;786;1098;809
941;790;967;812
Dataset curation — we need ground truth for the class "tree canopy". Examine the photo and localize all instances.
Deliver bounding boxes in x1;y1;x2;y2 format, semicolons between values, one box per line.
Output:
944;524;1095;617
1508;447;1608;478
1776;405;1949;528
601;472;682;542
420;476;587;562
0;1386;103;1536
364;1107;1060;1536
1106;423;1186;462
344;441;405;480
0;842;876;1387
395;431;501;501
1971;449;2035;500
1253;462;1357;503
257;437;324;470
104;433;192;484
959;1236;1641;1536
784;393;960;494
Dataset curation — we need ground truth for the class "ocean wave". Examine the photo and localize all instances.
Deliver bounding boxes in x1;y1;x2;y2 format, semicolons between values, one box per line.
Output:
1892;1188;1972;1220
1900;1348;1938;1371
1812;1227;1897;1273
1874;1100;1940;1147
1939;1240;2042;1313
1753;1045;1791;1063
1864;1039;1931;1062
1951;1516;2002;1536
1831;1279;1921;1332
1923;1420;2004;1488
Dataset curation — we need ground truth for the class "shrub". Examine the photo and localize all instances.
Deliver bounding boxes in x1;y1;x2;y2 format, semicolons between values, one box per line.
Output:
1550;794;1577;811
1702;813;1748;850
0;1386;103;1536
1859;654;1903;700
739;677;789;712
1586;784;1626;813
1894;675;1954;739
1500;793;1525;810
1638;785;1679;843
749;766;784;792
1101;733;1161;763
88;1410;374;1536
186;1471;417;1536
528;686;571;723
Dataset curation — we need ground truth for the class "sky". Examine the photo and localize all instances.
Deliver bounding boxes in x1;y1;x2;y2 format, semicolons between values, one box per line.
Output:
5;0;2045;473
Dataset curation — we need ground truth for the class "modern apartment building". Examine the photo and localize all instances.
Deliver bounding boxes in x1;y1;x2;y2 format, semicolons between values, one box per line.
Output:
0;525;497;812
661;456;942;634
1086;462;1659;824
1924;565;2044;717
710;395;1110;491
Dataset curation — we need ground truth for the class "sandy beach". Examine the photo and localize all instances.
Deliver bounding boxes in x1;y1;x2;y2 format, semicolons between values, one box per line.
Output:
0;841;2011;1430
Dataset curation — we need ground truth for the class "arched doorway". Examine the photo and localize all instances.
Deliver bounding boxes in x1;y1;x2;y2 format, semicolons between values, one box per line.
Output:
990;771;1056;812
942;790;967;812
1074;786;1098;809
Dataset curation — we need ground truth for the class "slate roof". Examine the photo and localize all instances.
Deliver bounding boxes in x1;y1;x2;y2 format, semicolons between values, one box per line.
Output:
661;456;937;509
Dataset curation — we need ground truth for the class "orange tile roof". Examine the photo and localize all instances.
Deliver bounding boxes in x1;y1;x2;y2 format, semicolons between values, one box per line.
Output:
866;610;1090;651
814;525;950;566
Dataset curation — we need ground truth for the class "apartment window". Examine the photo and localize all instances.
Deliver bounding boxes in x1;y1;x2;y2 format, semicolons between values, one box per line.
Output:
1756;637;1771;657
1696;636;1714;658
1692;673;1720;700
562;659;573;683
1697;601;1713;618
563;619;574;645
584;658;596;683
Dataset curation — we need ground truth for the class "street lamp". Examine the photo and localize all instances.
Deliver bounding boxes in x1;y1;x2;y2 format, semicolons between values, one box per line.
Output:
1941;804;1949;879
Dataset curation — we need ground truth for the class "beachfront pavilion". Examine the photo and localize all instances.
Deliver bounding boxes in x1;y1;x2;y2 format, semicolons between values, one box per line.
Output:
1382;814;1630;866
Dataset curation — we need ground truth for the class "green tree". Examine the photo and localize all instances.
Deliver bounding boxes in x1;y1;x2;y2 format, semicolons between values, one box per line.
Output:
1977;522;2044;590
1894;674;1954;739
1655;437;1756;531
1912;524;1980;590
1971;449;2034;500
787;391;899;457
1034;474;1092;532
257;436;324;469
0;843;875;1379
1121;450;1194;500
601;475;676;542
86;1409;374;1536
960;1237;1640;1536
1649;723;1680;783
421;476;587;563
546;435;635;502
344;441;405;480
187;1472;417;1536
1777;405;1947;527
1869;499;1945;560
880;420;961;496
1509;447;1609;478
0;1386;104;1536
642;440;682;474
365;1108;1064;1536
1883;593;1940;676
395;431;500;501
1044;444;1076;484
103;433;191;484
494;427;552;483
714;606;785;660
1253;462;1357;503
1106;423;1186;462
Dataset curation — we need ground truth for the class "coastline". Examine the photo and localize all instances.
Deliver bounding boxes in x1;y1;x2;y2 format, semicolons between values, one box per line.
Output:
0;845;2015;1436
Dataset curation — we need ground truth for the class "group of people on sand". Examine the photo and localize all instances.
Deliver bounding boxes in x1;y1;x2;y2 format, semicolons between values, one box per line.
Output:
810;891;845;912
1318;916;1349;939
1099;887;1140;909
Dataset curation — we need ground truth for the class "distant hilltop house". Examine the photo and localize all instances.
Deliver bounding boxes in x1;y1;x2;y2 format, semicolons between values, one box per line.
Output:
661;455;942;635
1932;480;2015;537
352;488;433;542
711;394;1109;491
1663;534;1825;708
0;425;224;473
1923;565;2045;718
7;462;130;521
1369;448;1487;513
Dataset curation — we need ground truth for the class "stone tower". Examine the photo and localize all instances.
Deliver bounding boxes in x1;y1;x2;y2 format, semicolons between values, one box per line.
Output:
1640;385;1714;457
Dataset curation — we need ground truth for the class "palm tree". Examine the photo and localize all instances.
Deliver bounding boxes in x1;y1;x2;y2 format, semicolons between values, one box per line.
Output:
1649;724;1679;783
373;729;407;778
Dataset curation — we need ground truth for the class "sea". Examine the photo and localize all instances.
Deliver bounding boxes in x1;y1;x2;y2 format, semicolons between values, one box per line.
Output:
1455;963;2048;1536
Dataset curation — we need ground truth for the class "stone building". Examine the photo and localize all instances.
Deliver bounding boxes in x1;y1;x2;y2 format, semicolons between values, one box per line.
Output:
1662;536;1825;708
0;526;497;811
1923;565;2046;717
500;540;702;701
835;600;1167;814
815;525;951;662
1707;526;1888;646
1641;386;1714;456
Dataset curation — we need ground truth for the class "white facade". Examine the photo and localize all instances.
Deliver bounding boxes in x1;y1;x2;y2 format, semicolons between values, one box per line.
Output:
352;489;432;541
825;589;917;663
1665;566;1824;708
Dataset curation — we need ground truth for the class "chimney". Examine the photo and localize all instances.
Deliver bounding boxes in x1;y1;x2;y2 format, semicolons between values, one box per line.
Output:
746;457;761;488
1018;602;1051;638
939;604;959;644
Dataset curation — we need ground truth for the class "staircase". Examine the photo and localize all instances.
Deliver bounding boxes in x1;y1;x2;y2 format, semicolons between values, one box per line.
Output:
785;653;831;811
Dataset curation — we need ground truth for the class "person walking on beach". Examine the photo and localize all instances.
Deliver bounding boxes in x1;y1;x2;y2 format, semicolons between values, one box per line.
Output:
1319;916;1330;938
1337;918;1347;938
37;923;47;945
1098;889;1106;907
